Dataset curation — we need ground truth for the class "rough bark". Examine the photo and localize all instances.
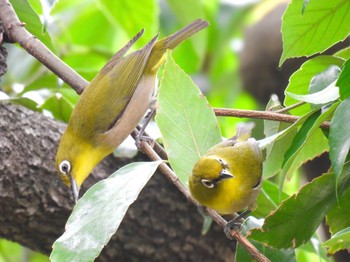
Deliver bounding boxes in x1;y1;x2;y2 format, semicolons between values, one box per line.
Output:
0;20;7;78
0;102;234;261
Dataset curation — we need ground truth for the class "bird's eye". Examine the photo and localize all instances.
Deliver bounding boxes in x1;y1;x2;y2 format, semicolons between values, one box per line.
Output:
59;160;71;175
201;179;215;188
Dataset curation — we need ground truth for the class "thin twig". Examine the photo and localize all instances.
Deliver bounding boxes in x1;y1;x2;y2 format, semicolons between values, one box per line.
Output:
274;101;306;113
214;107;330;128
0;0;88;94
131;129;270;262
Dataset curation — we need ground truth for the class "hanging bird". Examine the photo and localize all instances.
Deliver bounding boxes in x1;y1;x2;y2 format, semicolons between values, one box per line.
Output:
55;19;209;201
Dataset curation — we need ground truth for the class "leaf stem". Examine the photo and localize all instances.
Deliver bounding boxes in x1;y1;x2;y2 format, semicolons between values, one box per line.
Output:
274;101;306;113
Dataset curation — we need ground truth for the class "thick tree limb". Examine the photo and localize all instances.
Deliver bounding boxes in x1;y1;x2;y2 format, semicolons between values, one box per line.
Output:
0;102;234;261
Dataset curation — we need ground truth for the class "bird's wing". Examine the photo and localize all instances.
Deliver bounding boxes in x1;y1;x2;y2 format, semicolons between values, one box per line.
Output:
69;32;159;141
99;29;145;76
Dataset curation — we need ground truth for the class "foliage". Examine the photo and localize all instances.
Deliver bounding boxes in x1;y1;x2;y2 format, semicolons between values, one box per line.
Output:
0;239;49;262
155;53;222;184
51;161;161;261
3;0;350;261
257;0;350;257
280;0;350;65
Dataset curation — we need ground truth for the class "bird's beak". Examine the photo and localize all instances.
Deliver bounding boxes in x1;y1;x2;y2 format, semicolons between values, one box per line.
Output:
70;175;80;203
219;169;234;180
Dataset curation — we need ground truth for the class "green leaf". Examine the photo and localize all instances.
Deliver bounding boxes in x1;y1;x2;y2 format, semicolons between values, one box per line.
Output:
286;64;341;107
19;73;59;95
0;238;49;262
282;128;328;180
58;88;80;106
50;161;161;262
323;227;350;254
166;0;208;70
99;0;158;48
250;162;350;249
258;109;317;150
334;47;350;60
286;81;339;105
236;217;296;262
284;56;343;115
337;58;350;100
201;215;213;235
263;120;295;179
295;237;329;262
254;180;290;218
280;103;337;187
40;94;74;122
309;65;340;94
9;97;41;112
11;0;54;51
326;186;350;234
285;111;320;159
329;98;350;179
155;52;221;184
263;96;296;179
55;3;119;56
280;0;350;64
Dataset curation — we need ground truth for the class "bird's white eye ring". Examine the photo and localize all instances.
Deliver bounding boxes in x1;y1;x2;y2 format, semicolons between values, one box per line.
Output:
201;179;215;189
59;160;71;175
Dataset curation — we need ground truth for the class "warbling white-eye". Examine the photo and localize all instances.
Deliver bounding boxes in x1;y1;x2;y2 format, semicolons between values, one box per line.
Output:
189;126;263;234
56;19;209;201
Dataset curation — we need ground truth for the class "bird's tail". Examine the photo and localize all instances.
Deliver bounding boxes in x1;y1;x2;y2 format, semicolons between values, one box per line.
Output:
156;19;209;50
235;122;255;142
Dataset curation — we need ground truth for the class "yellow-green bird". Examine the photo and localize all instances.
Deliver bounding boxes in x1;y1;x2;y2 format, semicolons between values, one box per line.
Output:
56;19;209;201
189;128;263;219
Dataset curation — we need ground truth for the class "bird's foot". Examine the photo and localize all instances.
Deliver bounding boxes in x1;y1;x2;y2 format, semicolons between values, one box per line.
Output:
223;209;251;239
224;219;242;239
135;109;156;150
135;134;155;150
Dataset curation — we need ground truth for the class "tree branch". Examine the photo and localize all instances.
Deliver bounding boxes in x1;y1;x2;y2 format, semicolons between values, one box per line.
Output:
214;107;330;128
0;0;88;94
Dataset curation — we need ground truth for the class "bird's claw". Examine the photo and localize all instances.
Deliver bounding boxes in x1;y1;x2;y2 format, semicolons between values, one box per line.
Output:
223;209;250;239
224;219;242;239
135;134;155;150
135;109;156;150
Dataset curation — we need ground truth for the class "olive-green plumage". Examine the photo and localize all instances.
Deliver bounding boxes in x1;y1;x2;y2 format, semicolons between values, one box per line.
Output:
56;20;209;200
189;132;263;215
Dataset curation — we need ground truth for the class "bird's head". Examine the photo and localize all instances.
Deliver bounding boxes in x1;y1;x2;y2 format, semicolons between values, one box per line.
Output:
55;130;108;202
190;156;234;190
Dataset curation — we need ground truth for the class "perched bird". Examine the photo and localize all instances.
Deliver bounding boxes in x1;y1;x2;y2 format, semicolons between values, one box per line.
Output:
56;19;209;201
189;127;263;232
